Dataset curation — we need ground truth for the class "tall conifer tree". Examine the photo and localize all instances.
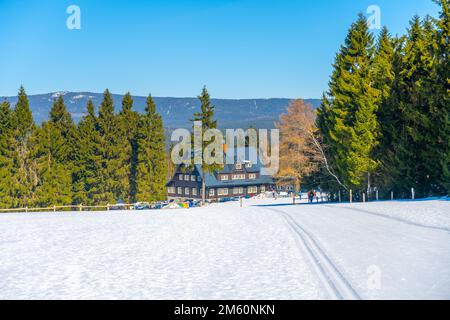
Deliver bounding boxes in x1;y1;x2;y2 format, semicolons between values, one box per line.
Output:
317;14;379;191
11;87;38;207
117;93;140;202
429;0;450;193
74;99;104;205
95;89;119;204
34;96;76;206
0;101;14;207
192;87;221;203
385;16;436;196
373;27;396;188
136;95;167;202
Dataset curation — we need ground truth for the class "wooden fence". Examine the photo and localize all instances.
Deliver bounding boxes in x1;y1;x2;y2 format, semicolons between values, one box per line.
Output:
0;203;136;213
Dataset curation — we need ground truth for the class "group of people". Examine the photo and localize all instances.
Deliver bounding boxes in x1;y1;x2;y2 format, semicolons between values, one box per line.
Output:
307;190;319;203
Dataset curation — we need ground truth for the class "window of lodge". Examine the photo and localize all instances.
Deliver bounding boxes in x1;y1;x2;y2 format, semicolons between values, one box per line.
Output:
218;188;229;196
247;186;258;194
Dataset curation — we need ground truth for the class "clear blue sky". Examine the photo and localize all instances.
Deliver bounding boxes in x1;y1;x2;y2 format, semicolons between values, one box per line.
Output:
0;0;440;99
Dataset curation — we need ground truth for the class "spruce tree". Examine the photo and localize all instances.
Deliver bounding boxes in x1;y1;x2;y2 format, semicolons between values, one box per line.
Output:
73;99;104;205
34;96;76;206
136;95;168;202
372;27;396;188
192;87;221;203
10;87;38;207
376;35;408;194
388;16;435;197
95;89;119;204
317;14;379;191
0;101;14;207
373;27;395;105
429;0;450;194
14;86;34;139
117;93;140;203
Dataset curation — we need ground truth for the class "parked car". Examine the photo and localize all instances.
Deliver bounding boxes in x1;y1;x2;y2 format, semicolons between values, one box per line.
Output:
163;202;183;209
134;202;151;210
186;199;200;207
218;197;239;203
151;201;166;210
110;200;128;210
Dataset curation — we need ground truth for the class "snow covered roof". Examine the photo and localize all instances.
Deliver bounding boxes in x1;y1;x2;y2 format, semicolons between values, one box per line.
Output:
196;165;274;188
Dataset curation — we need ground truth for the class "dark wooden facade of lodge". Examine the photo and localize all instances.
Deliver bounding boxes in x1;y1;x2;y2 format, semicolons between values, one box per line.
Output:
166;157;275;201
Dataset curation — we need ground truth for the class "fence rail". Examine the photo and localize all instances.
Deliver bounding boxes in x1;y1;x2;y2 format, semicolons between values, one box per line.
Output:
0;203;136;213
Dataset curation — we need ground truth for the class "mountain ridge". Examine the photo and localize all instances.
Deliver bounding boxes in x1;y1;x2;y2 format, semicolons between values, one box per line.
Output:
0;92;321;129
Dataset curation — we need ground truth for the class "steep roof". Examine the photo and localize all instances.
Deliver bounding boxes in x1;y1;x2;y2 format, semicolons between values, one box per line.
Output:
195;147;274;187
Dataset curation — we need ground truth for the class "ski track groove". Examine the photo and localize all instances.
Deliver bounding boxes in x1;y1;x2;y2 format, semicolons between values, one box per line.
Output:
265;207;361;300
324;205;450;233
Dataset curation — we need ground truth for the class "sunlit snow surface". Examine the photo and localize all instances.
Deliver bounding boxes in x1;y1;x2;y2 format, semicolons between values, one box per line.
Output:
0;198;449;300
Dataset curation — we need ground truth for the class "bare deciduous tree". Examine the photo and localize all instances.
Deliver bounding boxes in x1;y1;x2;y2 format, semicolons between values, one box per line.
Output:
277;99;348;191
276;100;321;191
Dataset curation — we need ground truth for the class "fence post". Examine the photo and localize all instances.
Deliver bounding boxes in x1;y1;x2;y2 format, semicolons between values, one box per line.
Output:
411;188;415;200
107;203;110;211
53;205;56;212
349;189;353;203
25;206;28;213
363;193;366;203
376;190;379;201
391;191;394;201
79;204;82;212
338;190;341;203
292;192;296;205
240;197;243;208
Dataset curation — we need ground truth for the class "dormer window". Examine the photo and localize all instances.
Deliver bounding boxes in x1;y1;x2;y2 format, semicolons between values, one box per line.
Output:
245;162;252;168
235;163;242;170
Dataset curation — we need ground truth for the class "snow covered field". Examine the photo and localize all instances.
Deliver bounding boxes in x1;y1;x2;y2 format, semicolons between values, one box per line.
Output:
0;198;449;300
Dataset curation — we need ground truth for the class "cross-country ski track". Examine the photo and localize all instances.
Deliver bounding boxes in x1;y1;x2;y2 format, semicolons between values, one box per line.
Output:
0;198;449;299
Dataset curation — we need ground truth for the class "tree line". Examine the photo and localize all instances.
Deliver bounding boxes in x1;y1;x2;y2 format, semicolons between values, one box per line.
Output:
278;0;449;199
0;88;167;208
